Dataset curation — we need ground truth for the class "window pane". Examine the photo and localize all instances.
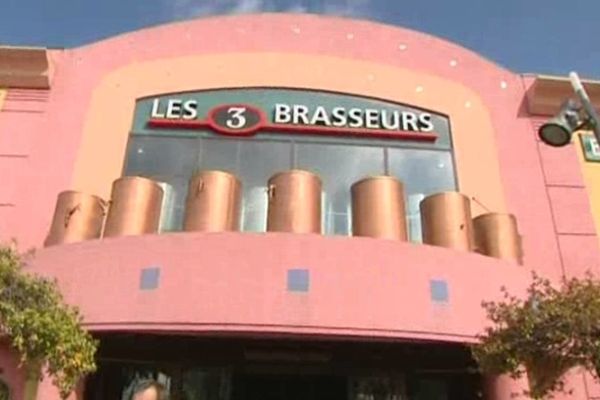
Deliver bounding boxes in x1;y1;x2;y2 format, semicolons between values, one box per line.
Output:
154;177;189;232
238;140;293;232
388;149;456;242
198;137;241;174
125;136;198;178
295;143;385;235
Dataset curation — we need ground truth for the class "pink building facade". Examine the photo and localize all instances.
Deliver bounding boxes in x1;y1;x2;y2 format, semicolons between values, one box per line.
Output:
1;13;600;399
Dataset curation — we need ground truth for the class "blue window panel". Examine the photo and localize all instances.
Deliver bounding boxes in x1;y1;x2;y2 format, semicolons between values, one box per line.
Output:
140;267;161;290
430;279;449;303
287;269;310;292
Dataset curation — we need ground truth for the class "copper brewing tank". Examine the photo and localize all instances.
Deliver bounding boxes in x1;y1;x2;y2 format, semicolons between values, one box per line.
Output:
44;191;106;247
420;192;475;251
267;169;322;234
103;176;163;237
351;176;408;240
183;170;242;232
473;213;523;264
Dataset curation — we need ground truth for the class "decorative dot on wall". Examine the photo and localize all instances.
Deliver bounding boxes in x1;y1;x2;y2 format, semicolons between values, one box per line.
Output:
346;33;355;40
415;86;424;93
430;279;449;303
500;81;508;89
291;26;301;34
140;267;161;291
449;60;458;67
398;44;408;51
464;101;472;108
287;269;310;292
367;74;375;81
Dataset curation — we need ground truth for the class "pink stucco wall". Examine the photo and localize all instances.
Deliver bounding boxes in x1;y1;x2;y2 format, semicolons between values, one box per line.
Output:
29;232;530;342
0;14;590;284
0;13;598;399
0;16;577;268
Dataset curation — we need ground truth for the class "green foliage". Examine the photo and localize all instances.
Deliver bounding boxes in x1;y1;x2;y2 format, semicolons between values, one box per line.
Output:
473;272;600;399
0;379;9;400
0;245;97;399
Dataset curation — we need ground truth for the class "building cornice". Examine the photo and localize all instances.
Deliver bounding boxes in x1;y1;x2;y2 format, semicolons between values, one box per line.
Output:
526;74;600;116
0;46;51;89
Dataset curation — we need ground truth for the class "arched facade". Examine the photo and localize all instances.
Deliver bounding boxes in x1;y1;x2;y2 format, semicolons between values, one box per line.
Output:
1;13;599;399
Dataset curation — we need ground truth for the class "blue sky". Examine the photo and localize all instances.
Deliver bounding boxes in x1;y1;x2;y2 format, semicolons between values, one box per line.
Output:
1;0;599;77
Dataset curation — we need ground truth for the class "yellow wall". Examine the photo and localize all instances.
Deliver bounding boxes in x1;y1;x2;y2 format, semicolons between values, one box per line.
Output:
576;131;600;242
0;89;7;111
72;53;507;216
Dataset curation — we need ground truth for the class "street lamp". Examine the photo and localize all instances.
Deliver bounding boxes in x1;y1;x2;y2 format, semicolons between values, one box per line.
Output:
538;72;600;147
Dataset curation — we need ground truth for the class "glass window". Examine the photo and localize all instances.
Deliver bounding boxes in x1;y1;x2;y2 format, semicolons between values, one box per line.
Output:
295;143;385;235
238;140;292;232
388;148;456;242
153;177;189;232
198;138;242;175
125;136;198;178
123;134;456;238
387;148;455;196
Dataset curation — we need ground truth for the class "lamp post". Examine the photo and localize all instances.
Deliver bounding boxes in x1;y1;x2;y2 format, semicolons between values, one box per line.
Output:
538;72;600;147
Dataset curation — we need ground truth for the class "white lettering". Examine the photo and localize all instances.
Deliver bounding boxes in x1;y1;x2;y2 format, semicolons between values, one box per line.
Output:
348;108;364;128
365;109;380;129
182;100;198;120
274;104;292;124
401;111;419;131
166;99;183;119
380;110;401;130
310;106;332;126
268;103;432;133
226;107;247;129
331;107;347;127
293;105;310;125
590;137;600;156
151;99;165;118
418;113;434;132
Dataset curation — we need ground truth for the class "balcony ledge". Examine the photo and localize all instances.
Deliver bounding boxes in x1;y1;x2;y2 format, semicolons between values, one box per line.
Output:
30;231;531;344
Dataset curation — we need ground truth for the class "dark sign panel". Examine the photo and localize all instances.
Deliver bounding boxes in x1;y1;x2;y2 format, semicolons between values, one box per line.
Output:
135;88;452;147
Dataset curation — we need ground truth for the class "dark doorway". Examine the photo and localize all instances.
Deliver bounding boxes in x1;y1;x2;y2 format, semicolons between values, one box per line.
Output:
232;373;347;400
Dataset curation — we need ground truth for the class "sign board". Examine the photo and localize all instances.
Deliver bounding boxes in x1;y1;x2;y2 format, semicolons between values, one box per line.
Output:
133;88;452;148
580;133;600;162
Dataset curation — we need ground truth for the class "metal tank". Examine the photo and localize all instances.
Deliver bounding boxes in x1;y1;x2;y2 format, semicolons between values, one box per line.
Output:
103;176;164;237
351;176;408;240
183;170;242;232
473;212;523;265
44;191;106;247
420;192;475;251
267;169;322;234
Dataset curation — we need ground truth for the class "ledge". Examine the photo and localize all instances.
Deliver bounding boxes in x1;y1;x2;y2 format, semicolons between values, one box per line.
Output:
526;74;600;116
0;46;51;89
29;232;531;344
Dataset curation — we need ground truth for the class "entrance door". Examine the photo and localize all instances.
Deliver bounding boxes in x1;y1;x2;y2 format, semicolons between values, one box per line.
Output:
233;373;347;400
